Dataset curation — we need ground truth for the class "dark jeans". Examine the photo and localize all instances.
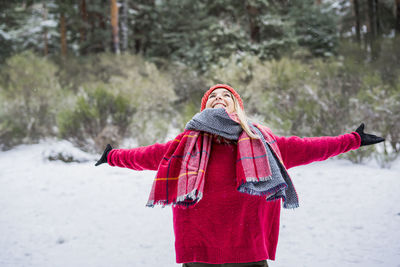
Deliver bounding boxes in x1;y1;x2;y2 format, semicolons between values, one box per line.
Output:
182;260;268;267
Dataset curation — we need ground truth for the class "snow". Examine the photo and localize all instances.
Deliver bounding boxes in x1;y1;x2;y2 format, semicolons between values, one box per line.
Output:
0;140;399;267
0;29;11;40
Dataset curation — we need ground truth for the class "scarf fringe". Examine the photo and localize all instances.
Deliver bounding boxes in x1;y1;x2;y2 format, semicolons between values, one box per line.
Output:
237;181;288;198
283;202;300;209
146;190;203;208
176;189;202;203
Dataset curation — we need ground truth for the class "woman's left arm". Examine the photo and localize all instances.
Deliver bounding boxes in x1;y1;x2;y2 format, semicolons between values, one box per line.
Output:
275;123;384;169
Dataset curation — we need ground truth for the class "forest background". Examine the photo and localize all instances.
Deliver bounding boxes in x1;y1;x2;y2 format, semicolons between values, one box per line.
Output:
0;0;399;167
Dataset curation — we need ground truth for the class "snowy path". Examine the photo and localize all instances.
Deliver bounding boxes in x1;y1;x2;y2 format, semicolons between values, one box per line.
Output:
0;141;399;267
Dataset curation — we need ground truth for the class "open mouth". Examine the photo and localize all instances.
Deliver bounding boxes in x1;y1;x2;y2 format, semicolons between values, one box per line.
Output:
213;103;226;108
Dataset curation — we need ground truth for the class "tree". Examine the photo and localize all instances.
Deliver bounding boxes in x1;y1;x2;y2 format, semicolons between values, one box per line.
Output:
367;0;378;39
353;0;362;44
1;0;397;67
120;0;128;51
0;1;58;62
0;2;19;62
110;0;120;54
42;3;49;56
288;0;338;57
79;0;88;45
60;10;67;57
131;0;298;70
396;0;400;35
245;0;261;43
367;0;381;59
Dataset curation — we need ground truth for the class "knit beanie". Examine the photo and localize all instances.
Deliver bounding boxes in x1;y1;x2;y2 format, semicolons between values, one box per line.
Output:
200;84;244;111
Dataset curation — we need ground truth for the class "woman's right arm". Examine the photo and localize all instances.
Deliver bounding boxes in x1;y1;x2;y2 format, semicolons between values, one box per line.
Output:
107;139;176;171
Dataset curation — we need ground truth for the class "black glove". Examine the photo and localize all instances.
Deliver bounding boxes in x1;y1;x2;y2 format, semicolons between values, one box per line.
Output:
95;144;113;166
355;123;385;146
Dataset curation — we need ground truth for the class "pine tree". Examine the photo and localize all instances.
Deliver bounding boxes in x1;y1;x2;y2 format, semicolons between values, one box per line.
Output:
110;0;120;54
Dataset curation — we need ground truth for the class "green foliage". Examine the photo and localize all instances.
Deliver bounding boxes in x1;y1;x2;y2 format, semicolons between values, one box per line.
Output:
57;53;143;90
289;0;338;57
242;57;318;135
0;51;61;149
143;0;299;71
57;84;135;151
0;0;341;72
210;52;398;165
206;41;399;166
0;3;60;60
206;53;260;87
373;38;400;87
167;65;209;131
1;46;398;165
57;53;178;150
342;39;400;166
343;147;375;164
2;0;399;75
0;114;27;150
141;0;238;71
105;54;178;147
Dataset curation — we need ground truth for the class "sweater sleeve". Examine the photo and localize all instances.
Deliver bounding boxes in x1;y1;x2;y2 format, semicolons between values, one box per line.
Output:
107;140;175;171
275;132;361;169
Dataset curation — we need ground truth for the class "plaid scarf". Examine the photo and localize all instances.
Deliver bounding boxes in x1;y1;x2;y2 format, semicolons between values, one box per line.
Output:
146;108;299;209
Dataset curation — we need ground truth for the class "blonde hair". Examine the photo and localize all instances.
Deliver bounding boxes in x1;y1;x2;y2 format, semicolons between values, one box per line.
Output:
231;94;259;139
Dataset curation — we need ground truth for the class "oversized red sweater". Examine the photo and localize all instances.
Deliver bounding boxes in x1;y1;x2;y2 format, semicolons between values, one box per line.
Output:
107;131;361;264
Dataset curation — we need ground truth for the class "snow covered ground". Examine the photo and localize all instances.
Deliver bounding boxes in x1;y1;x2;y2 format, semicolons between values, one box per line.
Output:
0;140;399;267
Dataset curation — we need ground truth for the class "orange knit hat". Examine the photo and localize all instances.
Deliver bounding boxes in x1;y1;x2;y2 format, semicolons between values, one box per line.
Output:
200;84;244;111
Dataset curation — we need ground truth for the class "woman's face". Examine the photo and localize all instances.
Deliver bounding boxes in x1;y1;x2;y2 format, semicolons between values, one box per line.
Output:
205;88;235;113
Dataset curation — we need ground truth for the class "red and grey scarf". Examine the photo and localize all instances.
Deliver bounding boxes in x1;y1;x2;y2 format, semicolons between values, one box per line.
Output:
146;108;299;209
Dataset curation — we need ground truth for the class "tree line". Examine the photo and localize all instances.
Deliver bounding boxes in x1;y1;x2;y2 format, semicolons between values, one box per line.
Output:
1;0;400;69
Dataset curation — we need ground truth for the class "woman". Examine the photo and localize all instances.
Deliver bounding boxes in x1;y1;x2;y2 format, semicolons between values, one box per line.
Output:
95;84;384;267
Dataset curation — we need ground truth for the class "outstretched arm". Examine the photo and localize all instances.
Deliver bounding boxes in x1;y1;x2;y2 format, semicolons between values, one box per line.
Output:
95;139;176;171
275;123;384;169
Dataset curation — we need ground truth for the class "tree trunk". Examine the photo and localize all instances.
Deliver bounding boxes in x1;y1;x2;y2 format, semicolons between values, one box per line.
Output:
111;0;120;54
367;0;378;58
245;1;260;43
80;0;88;43
353;0;361;44
368;0;377;38
375;0;380;36
121;0;128;51
60;12;67;57
42;3;48;56
396;0;400;35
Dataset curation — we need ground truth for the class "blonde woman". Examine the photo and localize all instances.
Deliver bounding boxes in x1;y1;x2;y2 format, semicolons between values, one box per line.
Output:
95;84;384;267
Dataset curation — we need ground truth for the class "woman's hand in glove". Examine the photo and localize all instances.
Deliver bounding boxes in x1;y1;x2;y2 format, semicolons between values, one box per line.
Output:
95;144;113;166
355;123;385;146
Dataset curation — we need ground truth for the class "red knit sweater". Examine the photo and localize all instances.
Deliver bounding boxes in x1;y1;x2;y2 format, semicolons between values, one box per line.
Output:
108;131;361;264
